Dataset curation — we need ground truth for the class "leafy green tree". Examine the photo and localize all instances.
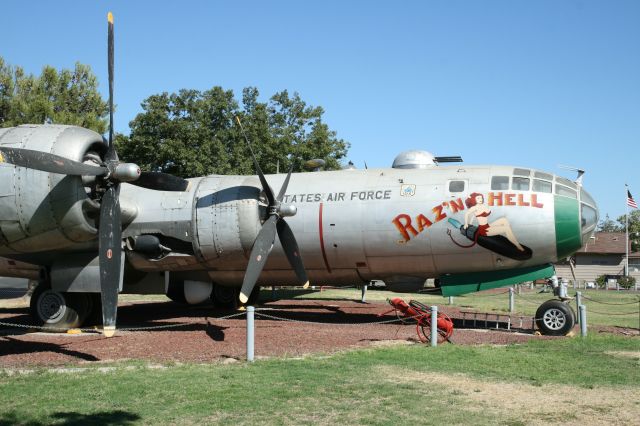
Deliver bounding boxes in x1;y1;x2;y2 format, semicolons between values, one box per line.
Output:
116;86;349;177
0;57;108;133
615;210;640;252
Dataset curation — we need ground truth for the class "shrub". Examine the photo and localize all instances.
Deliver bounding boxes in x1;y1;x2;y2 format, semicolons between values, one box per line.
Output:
617;276;636;289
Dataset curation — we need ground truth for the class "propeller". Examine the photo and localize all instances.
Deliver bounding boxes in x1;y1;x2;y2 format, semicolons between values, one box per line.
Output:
0;13;190;336
235;117;309;304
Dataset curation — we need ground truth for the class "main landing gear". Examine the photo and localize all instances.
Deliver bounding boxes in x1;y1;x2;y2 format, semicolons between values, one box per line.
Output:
29;283;100;330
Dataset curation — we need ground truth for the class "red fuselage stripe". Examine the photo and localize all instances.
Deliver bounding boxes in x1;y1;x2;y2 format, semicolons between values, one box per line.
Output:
318;202;332;273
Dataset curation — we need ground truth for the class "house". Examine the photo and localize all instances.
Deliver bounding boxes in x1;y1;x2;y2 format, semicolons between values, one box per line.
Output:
554;232;639;285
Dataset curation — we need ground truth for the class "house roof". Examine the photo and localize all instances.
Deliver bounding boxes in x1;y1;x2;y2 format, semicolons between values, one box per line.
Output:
578;232;630;254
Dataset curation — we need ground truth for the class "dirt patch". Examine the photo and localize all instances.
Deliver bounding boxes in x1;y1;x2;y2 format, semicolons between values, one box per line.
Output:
604;351;640;361
0;298;583;367
377;366;640;425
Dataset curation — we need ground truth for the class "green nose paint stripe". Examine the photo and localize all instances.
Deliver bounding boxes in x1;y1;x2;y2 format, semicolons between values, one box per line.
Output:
554;195;582;259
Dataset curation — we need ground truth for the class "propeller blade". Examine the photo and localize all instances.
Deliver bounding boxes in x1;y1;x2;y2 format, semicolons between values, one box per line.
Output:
240;215;277;304
276;166;293;202
235;116;275;206
106;12;116;161
99;184;122;337
0;147;108;176
130;171;190;192
276;219;309;288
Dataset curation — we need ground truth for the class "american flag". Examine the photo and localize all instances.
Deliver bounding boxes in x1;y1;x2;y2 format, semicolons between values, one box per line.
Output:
628;189;638;209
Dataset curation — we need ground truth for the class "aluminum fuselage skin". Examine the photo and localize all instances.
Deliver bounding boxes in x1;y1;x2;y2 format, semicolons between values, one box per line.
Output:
0;125;597;291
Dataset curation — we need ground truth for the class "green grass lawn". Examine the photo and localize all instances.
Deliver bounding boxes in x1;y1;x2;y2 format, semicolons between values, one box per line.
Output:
278;286;640;329
1;335;638;425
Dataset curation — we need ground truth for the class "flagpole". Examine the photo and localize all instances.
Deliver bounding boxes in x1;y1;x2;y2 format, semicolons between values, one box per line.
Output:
625;184;629;277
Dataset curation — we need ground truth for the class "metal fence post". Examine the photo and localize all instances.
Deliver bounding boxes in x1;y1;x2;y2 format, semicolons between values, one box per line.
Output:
247;306;255;362
430;306;438;347
575;291;582;325
509;287;514;313
579;304;587;337
361;283;368;303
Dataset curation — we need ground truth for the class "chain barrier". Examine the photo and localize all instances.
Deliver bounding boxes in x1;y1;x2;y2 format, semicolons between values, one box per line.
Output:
582;309;640;316
513;294;544;305
0;312;247;334
581;296;640;306
254;311;424;326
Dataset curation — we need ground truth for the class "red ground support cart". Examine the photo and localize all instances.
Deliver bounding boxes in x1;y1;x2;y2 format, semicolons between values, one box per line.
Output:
379;297;454;344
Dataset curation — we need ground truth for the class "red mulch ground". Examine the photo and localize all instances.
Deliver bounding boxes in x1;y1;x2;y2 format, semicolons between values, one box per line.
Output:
0;296;627;367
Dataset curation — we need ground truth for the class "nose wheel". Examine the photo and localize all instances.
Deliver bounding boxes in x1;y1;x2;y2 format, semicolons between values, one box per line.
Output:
535;300;576;336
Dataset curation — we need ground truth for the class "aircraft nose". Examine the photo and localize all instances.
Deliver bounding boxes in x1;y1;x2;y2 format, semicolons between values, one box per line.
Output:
553;178;598;259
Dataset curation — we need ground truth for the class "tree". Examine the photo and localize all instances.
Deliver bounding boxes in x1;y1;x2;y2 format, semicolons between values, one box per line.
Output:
116;86;349;177
597;214;621;232
0;57;108;133
615;210;640;252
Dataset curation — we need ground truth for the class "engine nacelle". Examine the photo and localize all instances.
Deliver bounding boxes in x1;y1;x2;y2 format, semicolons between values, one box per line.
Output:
192;175;263;269
0;125;104;256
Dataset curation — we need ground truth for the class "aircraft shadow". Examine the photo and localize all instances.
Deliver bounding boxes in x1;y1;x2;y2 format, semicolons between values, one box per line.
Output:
0;410;140;426
0;336;100;361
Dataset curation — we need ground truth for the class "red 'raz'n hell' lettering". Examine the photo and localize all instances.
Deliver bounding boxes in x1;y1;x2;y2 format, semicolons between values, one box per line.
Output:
392;192;544;242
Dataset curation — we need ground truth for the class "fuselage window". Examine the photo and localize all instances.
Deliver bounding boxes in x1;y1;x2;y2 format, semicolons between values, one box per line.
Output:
491;176;509;190
556;184;577;199
513;168;530;176
512;177;530;191
449;180;465;192
532;179;552;193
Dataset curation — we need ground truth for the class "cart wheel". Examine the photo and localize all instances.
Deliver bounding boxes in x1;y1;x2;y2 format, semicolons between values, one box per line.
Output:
418;312;454;343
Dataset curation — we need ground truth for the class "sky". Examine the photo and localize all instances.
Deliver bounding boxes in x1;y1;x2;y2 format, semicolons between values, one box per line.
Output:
1;0;638;221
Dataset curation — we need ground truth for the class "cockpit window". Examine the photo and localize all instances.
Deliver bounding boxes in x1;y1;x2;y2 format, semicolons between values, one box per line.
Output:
512;177;530;191
513;168;530;176
534;171;554;181
581;204;597;230
491;176;509;190
533;179;552;193
555;176;577;190
449;180;465;192
580;188;596;207
556;184;577;199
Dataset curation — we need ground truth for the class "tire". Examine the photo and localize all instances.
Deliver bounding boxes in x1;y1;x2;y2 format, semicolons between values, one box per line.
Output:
30;285;90;331
211;285;239;309
535;300;575;336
